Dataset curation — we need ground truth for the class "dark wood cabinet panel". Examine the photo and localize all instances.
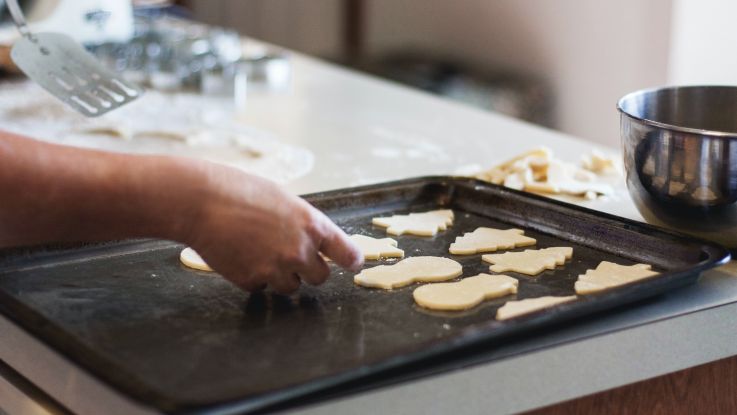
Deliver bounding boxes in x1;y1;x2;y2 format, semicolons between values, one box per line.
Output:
527;355;737;415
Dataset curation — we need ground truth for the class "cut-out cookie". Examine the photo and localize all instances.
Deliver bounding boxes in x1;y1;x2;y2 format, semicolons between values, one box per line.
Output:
372;209;454;236
482;247;573;275
354;256;462;289
496;295;577;320
350;234;404;259
575;261;658;294
180;247;213;272
413;273;518;311
449;227;536;255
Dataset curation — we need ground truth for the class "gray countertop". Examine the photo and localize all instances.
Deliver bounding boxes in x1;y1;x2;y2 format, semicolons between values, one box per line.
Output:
1;43;736;415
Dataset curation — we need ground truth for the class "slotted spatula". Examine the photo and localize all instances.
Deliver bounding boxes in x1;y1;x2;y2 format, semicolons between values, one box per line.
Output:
5;0;142;117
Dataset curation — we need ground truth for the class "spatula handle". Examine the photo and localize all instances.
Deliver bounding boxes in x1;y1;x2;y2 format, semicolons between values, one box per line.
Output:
5;0;32;39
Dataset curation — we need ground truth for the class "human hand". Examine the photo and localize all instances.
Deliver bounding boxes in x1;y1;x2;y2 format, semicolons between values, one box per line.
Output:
183;163;363;294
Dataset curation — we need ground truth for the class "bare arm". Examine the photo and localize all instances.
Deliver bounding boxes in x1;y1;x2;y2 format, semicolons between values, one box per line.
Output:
0;131;363;293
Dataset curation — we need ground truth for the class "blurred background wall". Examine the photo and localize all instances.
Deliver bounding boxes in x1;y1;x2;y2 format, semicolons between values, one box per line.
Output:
187;0;733;148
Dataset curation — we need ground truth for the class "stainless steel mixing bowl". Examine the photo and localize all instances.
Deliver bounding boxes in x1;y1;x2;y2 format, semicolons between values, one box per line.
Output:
618;85;737;248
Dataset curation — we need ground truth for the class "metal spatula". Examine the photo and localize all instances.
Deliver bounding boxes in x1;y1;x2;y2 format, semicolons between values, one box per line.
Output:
5;0;142;117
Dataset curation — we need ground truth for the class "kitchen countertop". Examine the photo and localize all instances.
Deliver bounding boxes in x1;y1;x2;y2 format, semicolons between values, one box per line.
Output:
1;43;736;415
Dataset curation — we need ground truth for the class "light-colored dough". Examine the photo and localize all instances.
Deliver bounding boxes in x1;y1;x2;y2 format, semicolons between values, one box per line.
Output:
473;147;617;199
575;261;658;294
496;295;577;320
474;147;553;184
350;234;404;259
581;150;619;175
354;256;462;289
449;227;536;255
76;125;133;140
482;247;573;276
372;209;454;236
180;247;213;272
413;273;518;311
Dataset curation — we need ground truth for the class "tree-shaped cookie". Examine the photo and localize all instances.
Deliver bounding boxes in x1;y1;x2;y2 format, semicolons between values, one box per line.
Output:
575;261;658;294
449;227;536;255
496;295;577;320
482;247;572;275
413;273;518;311
372;209;454;236
354;256;462;289
350;234;404;259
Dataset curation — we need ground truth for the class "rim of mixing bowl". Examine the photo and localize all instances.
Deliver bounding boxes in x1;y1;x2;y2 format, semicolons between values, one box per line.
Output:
617;85;737;138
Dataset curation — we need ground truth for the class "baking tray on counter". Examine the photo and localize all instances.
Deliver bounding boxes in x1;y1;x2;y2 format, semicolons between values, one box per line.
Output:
0;176;729;413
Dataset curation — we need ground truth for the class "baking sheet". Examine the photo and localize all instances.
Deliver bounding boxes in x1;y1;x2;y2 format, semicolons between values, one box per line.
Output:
0;177;728;413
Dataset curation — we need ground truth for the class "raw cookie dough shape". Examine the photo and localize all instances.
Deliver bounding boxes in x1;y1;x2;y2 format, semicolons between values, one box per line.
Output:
413;273;519;311
496;295;577;320
575;261;658;295
482;247;573;276
180;247;213;272
372;209;454;236
350;234;405;259
354;256;462;290
449;227;536;255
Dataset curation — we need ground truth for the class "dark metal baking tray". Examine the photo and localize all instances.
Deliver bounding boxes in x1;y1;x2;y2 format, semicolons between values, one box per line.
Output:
0;177;728;413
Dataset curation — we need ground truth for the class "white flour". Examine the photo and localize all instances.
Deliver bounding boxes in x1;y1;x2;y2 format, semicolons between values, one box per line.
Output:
0;81;313;184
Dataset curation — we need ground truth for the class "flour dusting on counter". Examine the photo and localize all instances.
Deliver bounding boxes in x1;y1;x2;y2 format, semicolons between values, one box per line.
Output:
0;81;313;184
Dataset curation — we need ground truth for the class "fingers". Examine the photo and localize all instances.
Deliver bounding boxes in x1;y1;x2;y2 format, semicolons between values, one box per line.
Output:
296;253;331;286
233;276;267;293
314;215;364;272
269;273;301;295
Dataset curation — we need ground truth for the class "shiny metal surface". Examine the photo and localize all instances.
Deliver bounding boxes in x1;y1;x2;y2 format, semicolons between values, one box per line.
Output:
619;86;737;247
6;0;142;117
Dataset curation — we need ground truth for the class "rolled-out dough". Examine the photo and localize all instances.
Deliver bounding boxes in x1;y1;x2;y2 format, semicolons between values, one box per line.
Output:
354;256;462;289
180;247;213;272
372;209;454;236
413;273;518;311
575;261;658;294
350;234;405;259
496;295;577;320
482;247;573;275
449;227;536;255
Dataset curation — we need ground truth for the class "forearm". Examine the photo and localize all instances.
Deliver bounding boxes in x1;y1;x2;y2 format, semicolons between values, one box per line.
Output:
0;131;203;248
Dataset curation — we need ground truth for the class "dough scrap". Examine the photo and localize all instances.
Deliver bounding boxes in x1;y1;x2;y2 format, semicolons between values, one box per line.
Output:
354;256;462;289
581;149;620;175
413;273;518;311
575;261;658;294
482;247;573;276
496;295;577;320
474;147;553;185
180;247;213;272
372;209;454;236
449;227;536;255
76;125;133;140
473;147;616;199
350;234;404;259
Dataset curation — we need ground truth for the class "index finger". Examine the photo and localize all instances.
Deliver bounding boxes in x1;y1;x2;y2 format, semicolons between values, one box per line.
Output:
315;214;364;272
